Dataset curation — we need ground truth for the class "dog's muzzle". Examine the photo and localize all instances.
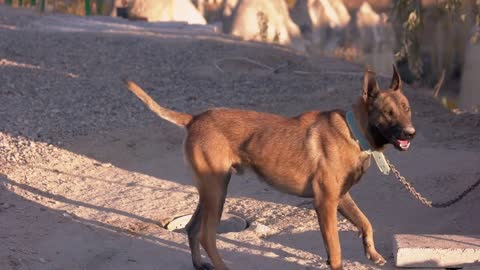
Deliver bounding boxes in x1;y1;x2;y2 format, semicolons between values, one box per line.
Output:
393;126;415;150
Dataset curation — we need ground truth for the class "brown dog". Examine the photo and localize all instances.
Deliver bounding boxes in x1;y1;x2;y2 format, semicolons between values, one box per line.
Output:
124;66;415;270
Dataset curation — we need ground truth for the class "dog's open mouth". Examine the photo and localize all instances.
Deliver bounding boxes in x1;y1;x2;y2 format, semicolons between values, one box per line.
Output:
394;139;410;150
374;125;412;151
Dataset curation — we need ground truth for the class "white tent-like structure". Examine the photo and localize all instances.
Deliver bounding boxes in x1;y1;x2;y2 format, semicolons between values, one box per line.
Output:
128;0;207;25
230;0;303;49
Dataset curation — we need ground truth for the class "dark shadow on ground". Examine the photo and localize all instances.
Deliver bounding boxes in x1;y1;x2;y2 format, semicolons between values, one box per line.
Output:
0;173;322;270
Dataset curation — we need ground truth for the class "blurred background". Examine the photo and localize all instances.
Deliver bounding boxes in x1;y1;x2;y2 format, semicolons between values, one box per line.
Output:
1;0;479;112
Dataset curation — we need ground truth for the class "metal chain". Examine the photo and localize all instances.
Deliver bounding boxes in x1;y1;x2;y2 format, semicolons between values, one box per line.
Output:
385;158;480;208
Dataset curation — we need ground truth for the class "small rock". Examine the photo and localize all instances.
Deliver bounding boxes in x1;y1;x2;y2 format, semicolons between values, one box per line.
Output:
263;251;279;258
39;257;46;263
1;203;13;209
251;222;275;237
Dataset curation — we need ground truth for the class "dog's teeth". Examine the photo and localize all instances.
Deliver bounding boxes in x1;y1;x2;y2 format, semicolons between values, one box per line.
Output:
397;140;410;149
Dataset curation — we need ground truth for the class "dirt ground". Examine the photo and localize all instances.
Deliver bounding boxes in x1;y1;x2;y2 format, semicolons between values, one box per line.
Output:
1;6;480;270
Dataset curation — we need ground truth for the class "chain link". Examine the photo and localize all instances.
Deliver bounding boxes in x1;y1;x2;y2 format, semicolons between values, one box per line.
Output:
385;158;480;208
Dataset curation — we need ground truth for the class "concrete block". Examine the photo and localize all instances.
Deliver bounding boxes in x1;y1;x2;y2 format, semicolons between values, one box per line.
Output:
393;234;480;268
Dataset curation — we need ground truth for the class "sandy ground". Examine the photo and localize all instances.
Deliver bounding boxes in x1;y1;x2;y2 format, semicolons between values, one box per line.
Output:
1;6;480;270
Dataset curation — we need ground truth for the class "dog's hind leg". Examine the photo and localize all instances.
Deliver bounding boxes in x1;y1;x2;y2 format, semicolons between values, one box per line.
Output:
199;172;230;270
186;201;210;269
338;192;386;266
185;142;232;270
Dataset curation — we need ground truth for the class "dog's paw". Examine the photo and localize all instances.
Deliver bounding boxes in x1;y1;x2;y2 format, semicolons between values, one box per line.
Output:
366;250;386;266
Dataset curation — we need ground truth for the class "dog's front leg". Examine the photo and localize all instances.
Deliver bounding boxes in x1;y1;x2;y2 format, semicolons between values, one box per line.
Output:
338;192;386;266
313;183;342;270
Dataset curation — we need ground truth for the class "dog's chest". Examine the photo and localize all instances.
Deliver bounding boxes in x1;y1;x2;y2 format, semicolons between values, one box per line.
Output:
351;152;372;184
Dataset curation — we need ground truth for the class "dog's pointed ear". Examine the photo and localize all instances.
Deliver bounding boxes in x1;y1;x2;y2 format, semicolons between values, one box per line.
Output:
390;64;402;91
363;70;379;102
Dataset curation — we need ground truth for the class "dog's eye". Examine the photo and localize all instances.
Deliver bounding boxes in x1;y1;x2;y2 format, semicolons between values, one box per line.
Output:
384;109;394;117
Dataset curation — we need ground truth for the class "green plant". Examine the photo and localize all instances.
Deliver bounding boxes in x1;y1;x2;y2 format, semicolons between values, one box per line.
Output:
392;0;480;81
85;0;91;15
392;0;423;79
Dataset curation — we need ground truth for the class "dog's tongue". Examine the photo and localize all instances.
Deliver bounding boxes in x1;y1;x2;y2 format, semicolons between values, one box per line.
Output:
397;139;410;149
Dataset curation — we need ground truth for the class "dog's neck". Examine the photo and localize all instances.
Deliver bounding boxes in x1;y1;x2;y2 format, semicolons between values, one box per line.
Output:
351;98;387;151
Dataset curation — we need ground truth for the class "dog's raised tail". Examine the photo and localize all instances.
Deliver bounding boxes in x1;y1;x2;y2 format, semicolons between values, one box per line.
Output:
124;80;192;127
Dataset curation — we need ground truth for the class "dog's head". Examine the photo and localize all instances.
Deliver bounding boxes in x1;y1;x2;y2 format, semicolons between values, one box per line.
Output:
362;66;415;151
